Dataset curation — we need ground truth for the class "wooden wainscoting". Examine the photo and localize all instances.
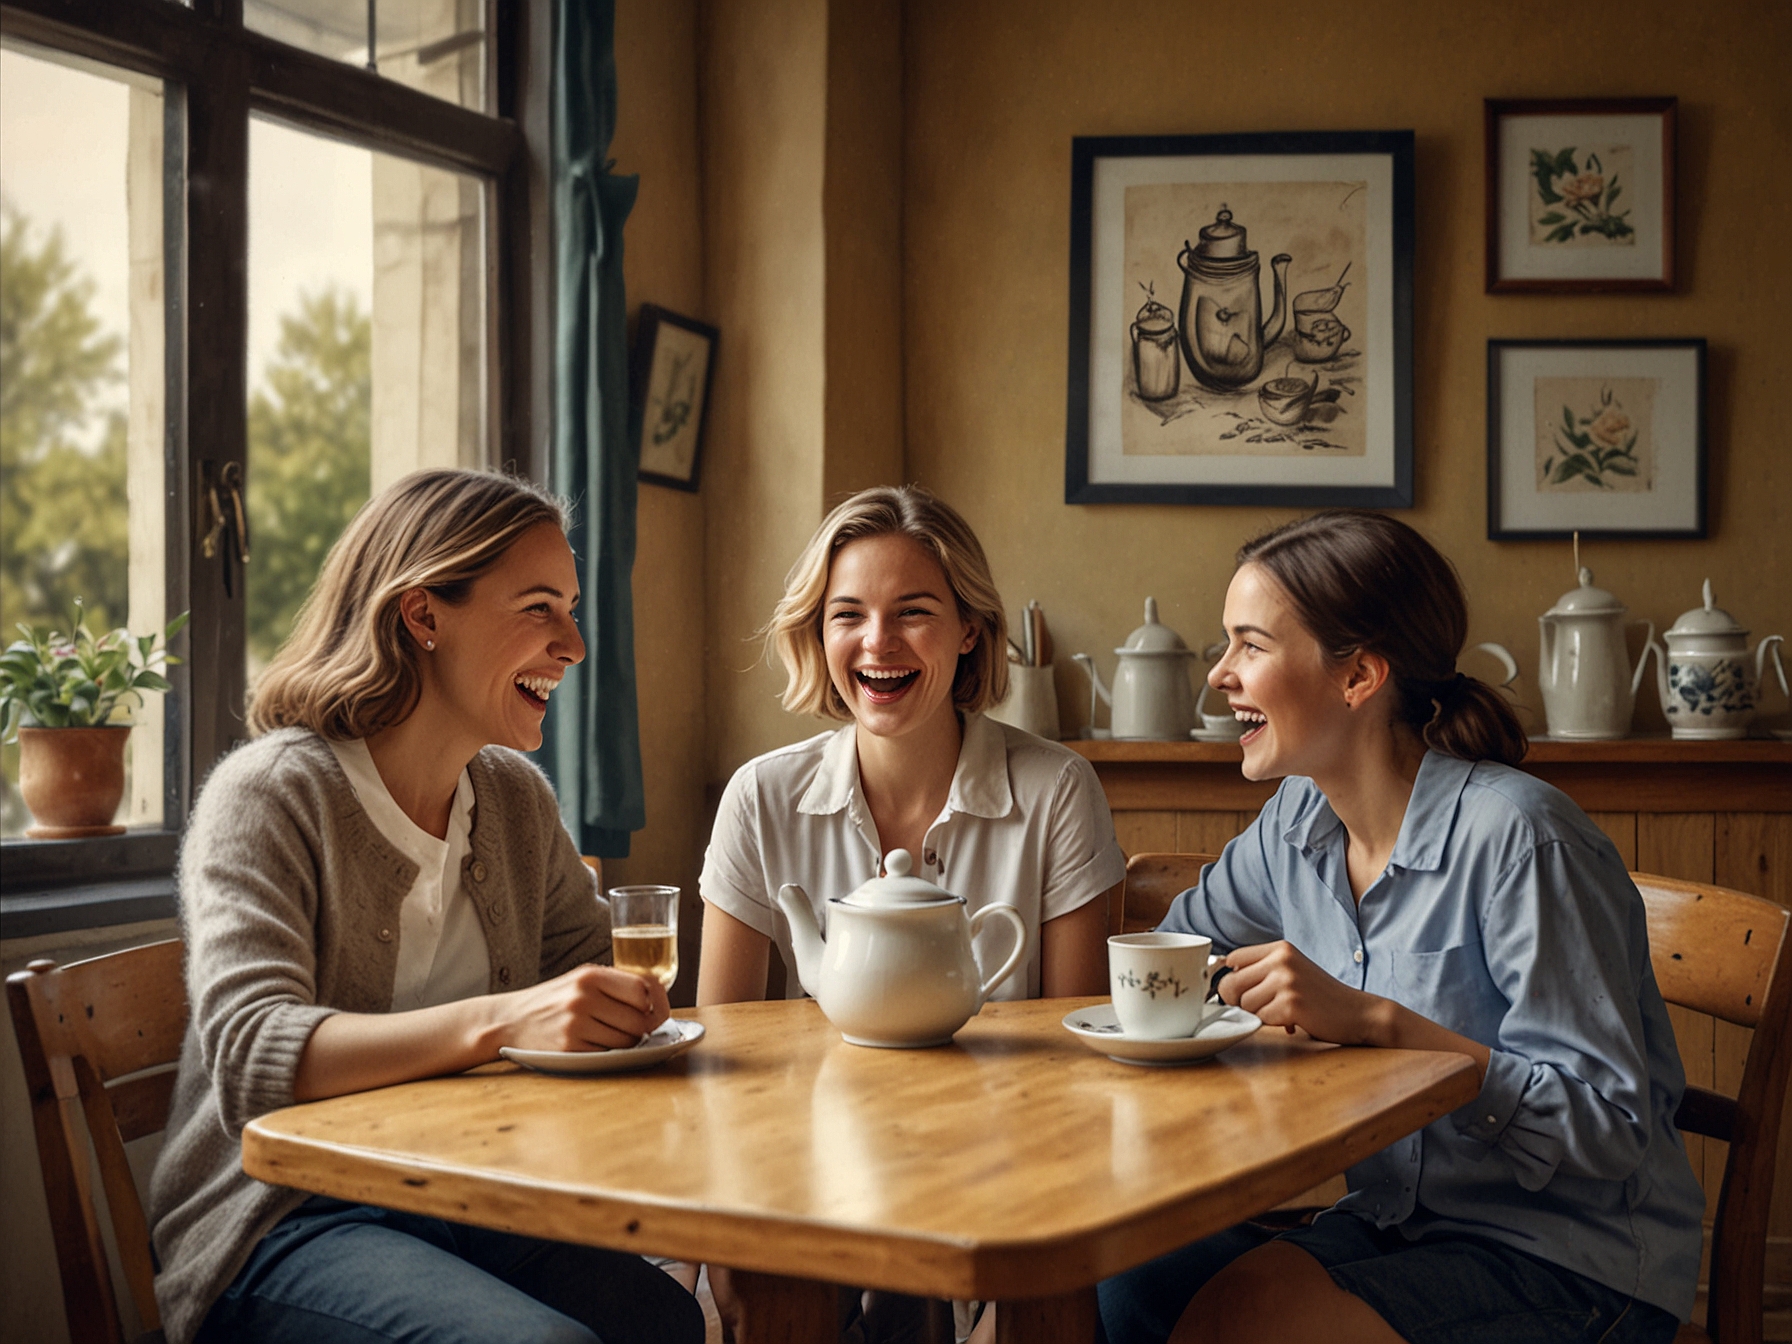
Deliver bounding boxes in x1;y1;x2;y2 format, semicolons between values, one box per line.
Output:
1071;737;1792;1334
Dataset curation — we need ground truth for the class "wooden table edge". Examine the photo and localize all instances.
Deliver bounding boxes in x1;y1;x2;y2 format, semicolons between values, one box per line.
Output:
242;1048;1481;1302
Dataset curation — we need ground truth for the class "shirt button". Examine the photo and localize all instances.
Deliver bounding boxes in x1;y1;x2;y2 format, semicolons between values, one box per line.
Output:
1485;1114;1498;1125
470;861;487;883
498;966;511;985
488;901;506;922
1353;948;1364;963
378;927;393;942
924;849;938;867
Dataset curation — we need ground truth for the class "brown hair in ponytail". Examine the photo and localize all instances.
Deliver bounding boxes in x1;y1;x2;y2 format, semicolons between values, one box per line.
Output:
1236;510;1527;766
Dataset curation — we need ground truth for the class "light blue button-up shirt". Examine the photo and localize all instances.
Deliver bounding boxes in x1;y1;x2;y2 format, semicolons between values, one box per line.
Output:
1161;751;1704;1320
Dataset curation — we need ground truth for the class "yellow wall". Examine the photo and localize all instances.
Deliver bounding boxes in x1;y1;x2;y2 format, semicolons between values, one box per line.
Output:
902;0;1791;740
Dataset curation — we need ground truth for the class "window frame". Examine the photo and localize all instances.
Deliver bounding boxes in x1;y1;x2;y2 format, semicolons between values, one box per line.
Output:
0;0;545;935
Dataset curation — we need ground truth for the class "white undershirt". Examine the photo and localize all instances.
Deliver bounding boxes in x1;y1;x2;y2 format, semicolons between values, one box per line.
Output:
327;738;489;1011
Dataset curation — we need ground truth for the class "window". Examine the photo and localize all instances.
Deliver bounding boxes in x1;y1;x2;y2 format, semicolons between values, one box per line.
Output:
0;0;536;934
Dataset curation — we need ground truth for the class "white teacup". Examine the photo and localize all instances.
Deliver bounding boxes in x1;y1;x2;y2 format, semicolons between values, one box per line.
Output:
1108;932;1223;1039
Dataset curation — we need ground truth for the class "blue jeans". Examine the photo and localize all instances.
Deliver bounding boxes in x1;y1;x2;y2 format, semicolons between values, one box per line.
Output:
196;1197;707;1344
1097;1212;1680;1344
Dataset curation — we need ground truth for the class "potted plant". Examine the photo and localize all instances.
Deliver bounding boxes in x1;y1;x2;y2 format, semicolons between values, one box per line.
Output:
1;604;188;839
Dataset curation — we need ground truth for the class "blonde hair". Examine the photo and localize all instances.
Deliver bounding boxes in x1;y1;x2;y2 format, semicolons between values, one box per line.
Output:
248;469;571;739
767;485;1009;720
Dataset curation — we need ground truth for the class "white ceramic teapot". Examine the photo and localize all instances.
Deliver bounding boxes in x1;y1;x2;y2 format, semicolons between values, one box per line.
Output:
1648;580;1787;740
1072;598;1203;740
1537;566;1657;740
776;850;1029;1048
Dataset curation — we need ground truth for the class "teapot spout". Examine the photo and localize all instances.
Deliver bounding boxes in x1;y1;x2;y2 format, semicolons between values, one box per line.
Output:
1261;254;1291;349
775;884;825;999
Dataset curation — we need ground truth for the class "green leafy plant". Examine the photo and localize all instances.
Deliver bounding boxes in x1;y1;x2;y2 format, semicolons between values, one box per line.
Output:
0;602;188;740
1530;147;1634;243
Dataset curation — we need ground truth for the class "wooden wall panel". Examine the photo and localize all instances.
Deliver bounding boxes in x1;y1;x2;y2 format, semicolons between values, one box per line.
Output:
1113;811;1178;858
1587;812;1637;868
1176;812;1251;855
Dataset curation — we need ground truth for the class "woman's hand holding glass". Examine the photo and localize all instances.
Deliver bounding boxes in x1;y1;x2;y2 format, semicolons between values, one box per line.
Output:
490;963;670;1053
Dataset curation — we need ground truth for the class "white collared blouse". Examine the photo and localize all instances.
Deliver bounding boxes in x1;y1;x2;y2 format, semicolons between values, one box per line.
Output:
700;713;1125;999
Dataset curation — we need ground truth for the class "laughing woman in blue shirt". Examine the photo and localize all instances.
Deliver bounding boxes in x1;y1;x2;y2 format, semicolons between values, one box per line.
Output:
1098;511;1703;1344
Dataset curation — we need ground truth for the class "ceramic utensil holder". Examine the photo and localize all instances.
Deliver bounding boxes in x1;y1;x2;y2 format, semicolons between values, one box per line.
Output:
989;664;1061;740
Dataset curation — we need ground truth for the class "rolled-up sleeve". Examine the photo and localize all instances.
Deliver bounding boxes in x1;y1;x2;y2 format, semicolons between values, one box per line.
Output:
1038;754;1126;922
699;762;777;938
1448;839;1656;1190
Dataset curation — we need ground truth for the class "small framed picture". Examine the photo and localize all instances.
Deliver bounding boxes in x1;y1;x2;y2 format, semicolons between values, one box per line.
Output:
630;304;717;492
1485;97;1676;293
1065;130;1415;508
1487;338;1705;540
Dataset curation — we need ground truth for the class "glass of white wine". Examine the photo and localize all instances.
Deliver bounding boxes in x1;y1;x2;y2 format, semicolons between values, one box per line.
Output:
608;885;679;991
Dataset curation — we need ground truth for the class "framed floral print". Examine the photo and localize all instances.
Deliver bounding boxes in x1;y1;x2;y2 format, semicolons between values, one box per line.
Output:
1487;338;1705;540
1485;97;1676;292
631;304;718;492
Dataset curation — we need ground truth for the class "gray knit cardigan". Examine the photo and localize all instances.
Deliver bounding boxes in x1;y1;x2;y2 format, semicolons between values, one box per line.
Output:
148;728;608;1344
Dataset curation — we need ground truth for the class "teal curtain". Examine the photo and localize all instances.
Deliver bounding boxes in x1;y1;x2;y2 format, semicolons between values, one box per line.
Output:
548;0;642;857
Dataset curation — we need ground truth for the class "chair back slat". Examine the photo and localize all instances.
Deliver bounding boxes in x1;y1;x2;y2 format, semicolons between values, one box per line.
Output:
1632;872;1792;1344
7;939;187;1344
1635;873;1781;1027
1118;853;1219;935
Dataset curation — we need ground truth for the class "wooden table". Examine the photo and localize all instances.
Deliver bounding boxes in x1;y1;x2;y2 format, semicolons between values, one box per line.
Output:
242;997;1479;1343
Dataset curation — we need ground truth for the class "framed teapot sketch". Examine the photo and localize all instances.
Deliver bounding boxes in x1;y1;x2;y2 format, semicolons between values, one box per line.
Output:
1064;131;1414;507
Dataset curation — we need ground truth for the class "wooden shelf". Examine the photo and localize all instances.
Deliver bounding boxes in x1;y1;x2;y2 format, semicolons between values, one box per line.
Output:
1065;736;1792;814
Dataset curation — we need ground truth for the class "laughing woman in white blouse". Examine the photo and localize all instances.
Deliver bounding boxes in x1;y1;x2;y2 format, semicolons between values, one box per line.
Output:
148;470;704;1344
696;485;1125;1344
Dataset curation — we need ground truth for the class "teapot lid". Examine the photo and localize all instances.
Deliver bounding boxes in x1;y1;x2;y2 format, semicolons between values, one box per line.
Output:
1546;566;1626;617
1666;579;1747;638
1118;597;1193;654
1196;207;1249;259
841;849;958;907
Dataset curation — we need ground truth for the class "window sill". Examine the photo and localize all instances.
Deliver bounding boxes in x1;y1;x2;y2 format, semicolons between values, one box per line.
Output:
0;831;180;936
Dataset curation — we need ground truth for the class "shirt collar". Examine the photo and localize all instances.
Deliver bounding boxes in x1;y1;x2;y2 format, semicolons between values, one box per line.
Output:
794;714;1015;821
1280;750;1473;874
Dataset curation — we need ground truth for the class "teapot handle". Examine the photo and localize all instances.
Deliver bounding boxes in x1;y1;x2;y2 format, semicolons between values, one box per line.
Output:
1758;634;1788;703
1630;621;1659;697
969;903;1030;1006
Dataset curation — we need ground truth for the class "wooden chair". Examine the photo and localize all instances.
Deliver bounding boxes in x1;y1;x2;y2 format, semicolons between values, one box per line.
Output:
1112;852;1220;935
1633;873;1792;1344
7;939;187;1344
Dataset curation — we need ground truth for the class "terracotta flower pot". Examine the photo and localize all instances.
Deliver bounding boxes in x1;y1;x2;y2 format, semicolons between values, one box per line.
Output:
17;726;131;839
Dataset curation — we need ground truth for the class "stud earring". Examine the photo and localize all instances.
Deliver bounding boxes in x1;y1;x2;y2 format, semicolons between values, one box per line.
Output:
425;639;435;650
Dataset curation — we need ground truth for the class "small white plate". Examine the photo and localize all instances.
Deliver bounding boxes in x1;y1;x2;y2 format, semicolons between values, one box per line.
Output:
500;1019;705;1076
1061;1003;1261;1067
1189;728;1246;743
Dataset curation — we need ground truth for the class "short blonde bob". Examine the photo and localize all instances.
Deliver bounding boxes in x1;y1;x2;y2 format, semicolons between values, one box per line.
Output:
766;485;1009;721
248;469;571;740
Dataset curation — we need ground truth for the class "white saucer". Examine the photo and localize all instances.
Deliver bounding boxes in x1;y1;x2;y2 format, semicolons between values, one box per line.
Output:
1189;729;1246;744
500;1019;705;1076
1061;1003;1261;1066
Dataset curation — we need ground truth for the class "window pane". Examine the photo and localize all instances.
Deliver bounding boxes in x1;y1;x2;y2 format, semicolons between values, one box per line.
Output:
246;117;487;693
1;46;168;838
244;0;488;112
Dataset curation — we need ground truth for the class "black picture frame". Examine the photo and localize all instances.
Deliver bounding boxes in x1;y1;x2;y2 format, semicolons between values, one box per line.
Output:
1487;338;1706;540
1065;130;1414;508
630;304;718;492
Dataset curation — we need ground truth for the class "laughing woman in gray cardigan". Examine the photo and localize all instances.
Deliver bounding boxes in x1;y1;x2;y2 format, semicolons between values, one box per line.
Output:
148;470;705;1344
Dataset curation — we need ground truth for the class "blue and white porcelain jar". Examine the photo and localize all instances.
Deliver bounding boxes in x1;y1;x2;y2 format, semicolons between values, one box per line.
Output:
1649;580;1786;740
